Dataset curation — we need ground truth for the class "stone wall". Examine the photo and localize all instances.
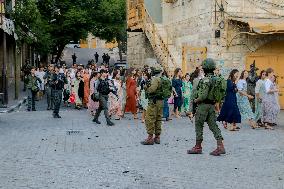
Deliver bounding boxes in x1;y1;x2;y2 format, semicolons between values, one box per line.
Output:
160;0;284;76
225;0;284;18
216;20;284;76
127;32;156;68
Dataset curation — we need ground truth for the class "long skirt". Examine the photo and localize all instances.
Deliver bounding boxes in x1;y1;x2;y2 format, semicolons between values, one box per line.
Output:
237;94;254;121
254;97;263;122
262;93;280;124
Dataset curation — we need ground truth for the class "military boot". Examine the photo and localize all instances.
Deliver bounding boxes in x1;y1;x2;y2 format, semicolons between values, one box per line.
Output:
210;140;226;156
187;140;203;154
92;118;101;124
154;135;160;144
107;121;115;126
141;134;154;145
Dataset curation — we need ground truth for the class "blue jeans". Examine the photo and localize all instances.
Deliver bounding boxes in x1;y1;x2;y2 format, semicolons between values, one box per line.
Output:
163;99;169;118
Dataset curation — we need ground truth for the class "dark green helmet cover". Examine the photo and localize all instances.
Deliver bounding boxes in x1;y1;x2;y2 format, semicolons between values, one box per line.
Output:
202;58;216;70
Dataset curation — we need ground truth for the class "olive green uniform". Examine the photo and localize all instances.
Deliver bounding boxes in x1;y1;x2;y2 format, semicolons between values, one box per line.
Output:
145;77;163;135
26;75;41;110
194;77;223;141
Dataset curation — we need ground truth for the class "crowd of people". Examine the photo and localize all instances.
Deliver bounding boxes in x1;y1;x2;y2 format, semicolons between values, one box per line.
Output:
21;57;281;156
22;61;280;129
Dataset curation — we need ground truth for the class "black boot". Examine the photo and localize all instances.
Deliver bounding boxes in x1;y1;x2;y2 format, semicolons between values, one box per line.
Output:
92;118;101;124
107;121;115;126
53;113;62;118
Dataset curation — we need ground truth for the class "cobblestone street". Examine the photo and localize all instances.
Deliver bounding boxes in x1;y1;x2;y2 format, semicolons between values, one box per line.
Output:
0;103;284;189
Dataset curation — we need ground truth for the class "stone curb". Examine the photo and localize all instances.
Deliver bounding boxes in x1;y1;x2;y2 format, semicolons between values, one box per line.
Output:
0;97;28;114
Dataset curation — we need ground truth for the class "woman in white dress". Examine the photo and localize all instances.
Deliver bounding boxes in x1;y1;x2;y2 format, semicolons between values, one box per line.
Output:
262;68;280;130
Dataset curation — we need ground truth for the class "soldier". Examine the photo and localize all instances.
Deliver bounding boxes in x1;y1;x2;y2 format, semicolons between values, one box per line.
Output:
247;61;259;112
50;65;67;118
94;52;99;63
26;67;42;111
21;59;31;92
44;64;55;110
187;58;225;156
92;69;115;126
141;69;172;145
72;53;77;64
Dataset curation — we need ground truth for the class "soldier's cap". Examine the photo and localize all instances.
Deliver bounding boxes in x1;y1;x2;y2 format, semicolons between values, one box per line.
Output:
202;58;216;70
152;68;163;75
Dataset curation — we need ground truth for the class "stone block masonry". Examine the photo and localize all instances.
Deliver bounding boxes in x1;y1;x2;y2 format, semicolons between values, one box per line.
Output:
127;32;156;69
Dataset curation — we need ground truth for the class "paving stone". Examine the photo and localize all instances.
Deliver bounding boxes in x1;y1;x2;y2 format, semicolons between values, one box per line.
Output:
0;104;284;189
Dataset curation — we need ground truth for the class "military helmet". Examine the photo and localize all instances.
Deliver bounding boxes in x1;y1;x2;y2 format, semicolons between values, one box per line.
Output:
202;58;216;70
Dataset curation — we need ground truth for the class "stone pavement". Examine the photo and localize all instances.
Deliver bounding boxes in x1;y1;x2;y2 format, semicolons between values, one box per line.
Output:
0;101;284;189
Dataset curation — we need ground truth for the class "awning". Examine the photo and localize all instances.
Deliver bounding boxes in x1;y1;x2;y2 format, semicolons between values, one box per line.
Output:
230;18;284;34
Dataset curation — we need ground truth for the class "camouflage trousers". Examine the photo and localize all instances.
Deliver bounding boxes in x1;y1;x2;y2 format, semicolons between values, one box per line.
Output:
27;90;37;110
195;103;223;141
53;90;62;114
145;100;163;135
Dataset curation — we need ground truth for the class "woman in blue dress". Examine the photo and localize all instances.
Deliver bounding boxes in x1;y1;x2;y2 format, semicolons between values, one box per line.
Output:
172;68;183;118
217;69;241;131
236;70;258;129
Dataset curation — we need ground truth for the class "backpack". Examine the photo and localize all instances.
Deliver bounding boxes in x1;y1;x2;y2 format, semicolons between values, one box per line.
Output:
97;79;110;95
207;76;227;102
155;77;172;99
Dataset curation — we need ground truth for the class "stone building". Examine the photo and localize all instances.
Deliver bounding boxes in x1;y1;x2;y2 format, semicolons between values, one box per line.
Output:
0;0;31;105
127;0;284;108
80;33;118;49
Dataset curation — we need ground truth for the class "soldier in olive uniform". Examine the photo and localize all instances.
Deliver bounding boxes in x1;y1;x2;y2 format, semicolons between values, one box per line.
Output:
141;69;164;145
50;66;67;118
187;58;225;156
27;67;42;111
93;69;115;126
44;64;55;110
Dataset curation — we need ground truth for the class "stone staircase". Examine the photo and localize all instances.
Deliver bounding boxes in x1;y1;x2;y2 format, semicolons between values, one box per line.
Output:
143;8;181;73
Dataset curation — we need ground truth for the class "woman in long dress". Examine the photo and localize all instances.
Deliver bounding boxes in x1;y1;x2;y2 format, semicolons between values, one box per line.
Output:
217;69;241;131
182;73;192;115
125;73;138;119
172;68;183;118
88;72;100;116
254;70;267;126
83;69;90;108
262;68;280;130
73;71;83;109
236;70;258;129
109;70;123;120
